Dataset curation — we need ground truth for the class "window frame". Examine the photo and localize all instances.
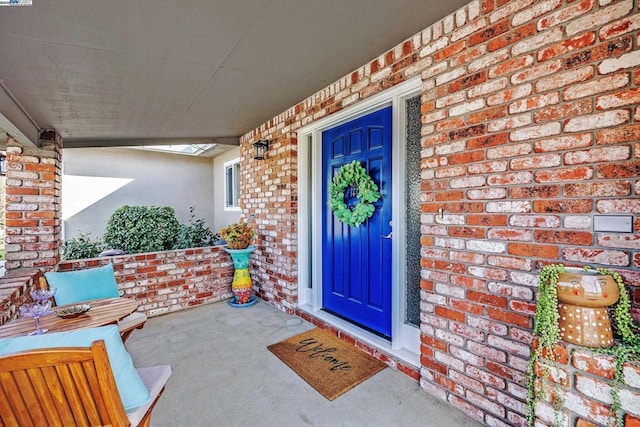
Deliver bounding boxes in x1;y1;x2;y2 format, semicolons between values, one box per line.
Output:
223;158;241;212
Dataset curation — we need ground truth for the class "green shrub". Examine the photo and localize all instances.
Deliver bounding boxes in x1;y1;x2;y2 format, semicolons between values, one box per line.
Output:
62;232;105;260
174;207;219;249
103;205;180;254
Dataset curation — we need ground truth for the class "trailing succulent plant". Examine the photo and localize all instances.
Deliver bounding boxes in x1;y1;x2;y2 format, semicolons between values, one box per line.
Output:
526;264;640;427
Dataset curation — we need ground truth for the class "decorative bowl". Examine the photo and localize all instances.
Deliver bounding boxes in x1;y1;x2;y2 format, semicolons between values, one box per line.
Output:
56;304;91;319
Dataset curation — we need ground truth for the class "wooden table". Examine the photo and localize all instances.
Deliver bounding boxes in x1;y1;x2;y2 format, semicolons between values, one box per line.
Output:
0;297;139;339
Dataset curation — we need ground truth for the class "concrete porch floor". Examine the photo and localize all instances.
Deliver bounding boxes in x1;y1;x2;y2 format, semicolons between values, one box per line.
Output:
126;299;484;427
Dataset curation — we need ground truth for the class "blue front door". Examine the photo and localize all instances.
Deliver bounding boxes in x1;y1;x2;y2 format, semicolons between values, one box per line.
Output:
322;106;392;338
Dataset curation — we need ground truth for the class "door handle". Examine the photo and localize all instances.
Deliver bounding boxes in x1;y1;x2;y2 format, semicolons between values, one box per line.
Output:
380;232;392;239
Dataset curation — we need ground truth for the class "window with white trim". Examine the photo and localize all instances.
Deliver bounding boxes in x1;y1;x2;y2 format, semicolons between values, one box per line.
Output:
224;158;241;211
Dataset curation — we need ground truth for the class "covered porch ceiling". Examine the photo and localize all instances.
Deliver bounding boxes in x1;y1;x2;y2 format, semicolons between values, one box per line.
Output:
0;0;469;152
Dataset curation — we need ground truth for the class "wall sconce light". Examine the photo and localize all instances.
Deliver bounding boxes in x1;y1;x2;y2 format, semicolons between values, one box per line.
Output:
0;155;6;176
253;140;269;160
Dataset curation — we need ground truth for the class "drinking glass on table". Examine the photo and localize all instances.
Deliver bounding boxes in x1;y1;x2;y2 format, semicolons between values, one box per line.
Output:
18;287;57;335
19;301;53;335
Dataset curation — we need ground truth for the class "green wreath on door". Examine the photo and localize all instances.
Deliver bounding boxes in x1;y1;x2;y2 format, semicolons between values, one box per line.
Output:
329;161;382;227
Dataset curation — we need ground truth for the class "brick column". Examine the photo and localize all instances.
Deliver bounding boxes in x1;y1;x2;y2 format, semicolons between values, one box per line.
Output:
4;130;62;272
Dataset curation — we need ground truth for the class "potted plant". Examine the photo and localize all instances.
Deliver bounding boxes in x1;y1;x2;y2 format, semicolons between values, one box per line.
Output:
219;222;257;307
527;264;640;427
219;221;255;250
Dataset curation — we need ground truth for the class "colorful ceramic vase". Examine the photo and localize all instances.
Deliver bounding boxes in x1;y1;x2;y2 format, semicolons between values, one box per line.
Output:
556;268;619;348
225;245;255;305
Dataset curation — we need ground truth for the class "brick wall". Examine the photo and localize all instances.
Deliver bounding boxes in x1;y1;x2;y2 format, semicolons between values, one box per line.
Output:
0;247;234;326
239;0;639;425
57;247;234;316
535;342;640;426
4;131;62;271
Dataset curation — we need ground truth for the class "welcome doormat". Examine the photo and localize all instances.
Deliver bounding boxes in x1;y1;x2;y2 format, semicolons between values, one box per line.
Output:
267;328;386;400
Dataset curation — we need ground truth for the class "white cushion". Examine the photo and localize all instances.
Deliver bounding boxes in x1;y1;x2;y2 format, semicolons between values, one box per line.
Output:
127;364;172;426
117;311;147;332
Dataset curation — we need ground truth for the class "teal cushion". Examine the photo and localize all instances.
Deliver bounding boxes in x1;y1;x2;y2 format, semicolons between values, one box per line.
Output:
0;325;150;411
45;264;120;306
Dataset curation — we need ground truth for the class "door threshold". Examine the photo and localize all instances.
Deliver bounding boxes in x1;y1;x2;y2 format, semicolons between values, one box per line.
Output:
297;303;420;368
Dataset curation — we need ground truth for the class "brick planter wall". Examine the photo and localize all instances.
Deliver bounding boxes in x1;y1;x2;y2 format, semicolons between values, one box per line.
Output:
0;247;234;326
238;0;639;425
57;246;234;316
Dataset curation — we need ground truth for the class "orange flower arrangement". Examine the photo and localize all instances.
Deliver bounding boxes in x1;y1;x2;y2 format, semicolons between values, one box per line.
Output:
219;222;256;249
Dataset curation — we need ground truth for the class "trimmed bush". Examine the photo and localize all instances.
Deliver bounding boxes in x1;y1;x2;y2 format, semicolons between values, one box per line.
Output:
103;206;179;254
174;207;219;249
61;232;105;260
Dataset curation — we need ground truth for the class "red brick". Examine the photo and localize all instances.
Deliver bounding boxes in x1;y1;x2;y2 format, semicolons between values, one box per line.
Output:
597;87;640;111
487;228;532;242
535;230;592;246
448;150;484;165
572;351;615;379
509;185;560;199
576;418;599;427
538;31;596;62
435;306;466;323
434;260;467;274
434;40;467;62
563;247;630;267
488;22;535;51
5;187;39;195
450;45;486;68
449;71;487;93
449;124;486;141
565;36;633;69
532;199;593;213
596;123;640;145
421;334;449;352
6;219;39;227
397;362;419;381
490;55;534;78
468;106;508;124
487;307;532;328
564;72;630;101
421;355;448;375
564;181;630;197
449;299;484;315
467;290;507;308
449;226;486;239
435;190;465;202
534;166;593;183
626;414;640;427
600;13;640;41
538;0;594;30
537;66;594;94
596;161;640;179
565;146;630;165
450;275;487;291
436;116;465;131
510;153;561;170
512;59;563;85
534;133;592;153
534;99;592;123
508;243;559;259
469;19;509;46
23;163;55;173
467;214;508;226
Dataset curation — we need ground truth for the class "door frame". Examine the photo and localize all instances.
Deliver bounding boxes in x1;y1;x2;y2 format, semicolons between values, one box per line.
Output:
297;76;422;365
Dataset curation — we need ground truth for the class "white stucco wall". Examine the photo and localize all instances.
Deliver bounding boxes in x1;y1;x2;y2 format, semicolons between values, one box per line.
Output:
62;147;218;240
212;146;241;232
